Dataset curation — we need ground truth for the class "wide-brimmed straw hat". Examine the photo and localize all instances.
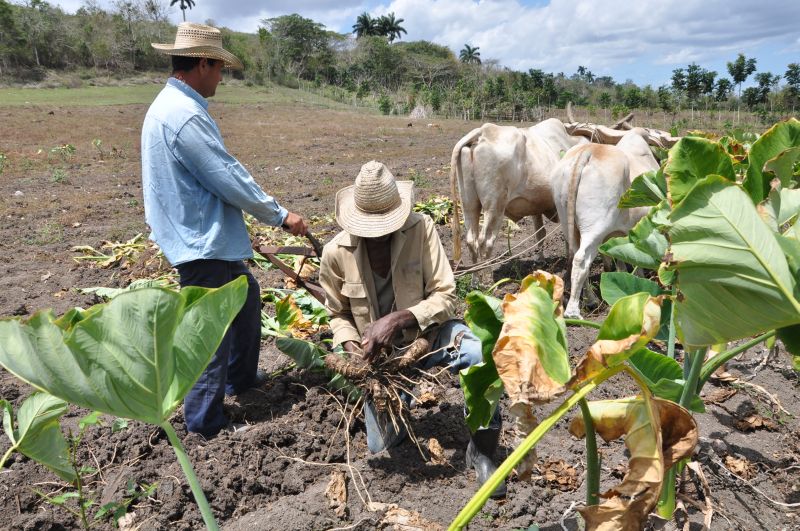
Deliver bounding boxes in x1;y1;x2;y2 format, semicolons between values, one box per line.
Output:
336;161;414;238
152;22;244;70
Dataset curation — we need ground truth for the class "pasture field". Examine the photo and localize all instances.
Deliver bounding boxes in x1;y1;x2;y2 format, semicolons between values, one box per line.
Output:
0;84;798;530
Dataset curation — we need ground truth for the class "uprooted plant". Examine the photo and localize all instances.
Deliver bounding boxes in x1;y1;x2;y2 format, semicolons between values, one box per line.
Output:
0;276;248;531
452;271;698;531
264;289;446;455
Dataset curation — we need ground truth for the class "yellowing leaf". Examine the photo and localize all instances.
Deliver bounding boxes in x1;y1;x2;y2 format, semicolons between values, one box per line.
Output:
569;294;663;388
491;272;569;479
276;295;314;338
492;271;569;405
569;397;697;531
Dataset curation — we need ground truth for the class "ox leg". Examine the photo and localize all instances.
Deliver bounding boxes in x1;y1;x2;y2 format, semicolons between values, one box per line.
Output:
564;233;604;320
477;209;506;286
531;214;546;263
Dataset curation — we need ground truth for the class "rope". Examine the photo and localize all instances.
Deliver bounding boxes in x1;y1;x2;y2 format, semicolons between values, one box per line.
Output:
453;221;560;277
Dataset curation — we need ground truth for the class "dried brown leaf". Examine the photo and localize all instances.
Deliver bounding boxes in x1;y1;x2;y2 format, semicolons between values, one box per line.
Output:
734;414;779;432
325;469;348;518
724;455;756;479
427;438;447;465
380;505;443;530
540;460;579;491
569;397;698;531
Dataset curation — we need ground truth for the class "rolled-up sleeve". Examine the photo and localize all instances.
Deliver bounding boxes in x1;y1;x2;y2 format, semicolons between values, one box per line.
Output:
172;115;288;227
406;217;457;331
319;245;362;346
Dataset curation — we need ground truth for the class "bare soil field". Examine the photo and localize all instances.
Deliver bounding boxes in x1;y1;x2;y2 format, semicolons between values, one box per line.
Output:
0;84;798;530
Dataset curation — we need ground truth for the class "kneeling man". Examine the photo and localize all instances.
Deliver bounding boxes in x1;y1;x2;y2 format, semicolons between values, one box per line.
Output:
319;161;505;498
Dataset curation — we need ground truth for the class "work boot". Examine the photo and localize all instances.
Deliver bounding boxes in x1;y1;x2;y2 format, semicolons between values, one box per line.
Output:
466;428;507;498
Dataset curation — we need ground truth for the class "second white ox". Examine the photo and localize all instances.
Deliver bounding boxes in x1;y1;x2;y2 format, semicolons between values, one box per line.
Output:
551;128;659;319
449;118;587;268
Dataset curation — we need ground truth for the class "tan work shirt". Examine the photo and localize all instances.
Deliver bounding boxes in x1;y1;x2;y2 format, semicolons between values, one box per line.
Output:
319;213;457;346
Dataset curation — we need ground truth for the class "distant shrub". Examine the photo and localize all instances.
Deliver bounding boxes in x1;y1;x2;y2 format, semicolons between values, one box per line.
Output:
378;94;391;115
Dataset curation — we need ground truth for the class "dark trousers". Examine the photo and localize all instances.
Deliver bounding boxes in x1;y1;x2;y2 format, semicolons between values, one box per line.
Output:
176;259;262;437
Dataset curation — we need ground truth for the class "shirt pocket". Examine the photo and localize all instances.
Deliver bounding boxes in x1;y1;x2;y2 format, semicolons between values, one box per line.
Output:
341;281;370;317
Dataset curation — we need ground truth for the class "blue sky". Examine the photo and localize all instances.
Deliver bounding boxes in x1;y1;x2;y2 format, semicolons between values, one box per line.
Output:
50;0;800;88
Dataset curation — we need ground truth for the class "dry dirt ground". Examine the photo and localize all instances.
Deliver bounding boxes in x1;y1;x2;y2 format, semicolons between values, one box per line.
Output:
0;85;799;530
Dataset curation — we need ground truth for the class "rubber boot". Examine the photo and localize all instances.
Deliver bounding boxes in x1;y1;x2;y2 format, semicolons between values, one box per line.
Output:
466;428;507;498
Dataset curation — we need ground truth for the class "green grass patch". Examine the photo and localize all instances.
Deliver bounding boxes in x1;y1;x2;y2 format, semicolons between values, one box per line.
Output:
0;82;356;109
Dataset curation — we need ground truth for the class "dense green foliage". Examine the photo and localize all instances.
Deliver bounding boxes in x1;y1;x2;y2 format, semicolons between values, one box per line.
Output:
1;1;798;121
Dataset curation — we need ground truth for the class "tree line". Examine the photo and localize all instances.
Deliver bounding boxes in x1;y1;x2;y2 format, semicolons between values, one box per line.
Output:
1;0;798;122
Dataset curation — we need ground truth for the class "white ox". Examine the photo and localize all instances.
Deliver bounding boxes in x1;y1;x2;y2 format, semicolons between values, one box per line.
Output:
551;128;659;319
449;119;587;270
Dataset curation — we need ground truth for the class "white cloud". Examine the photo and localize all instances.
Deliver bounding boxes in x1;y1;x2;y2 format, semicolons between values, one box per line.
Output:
46;0;800;84
377;0;798;78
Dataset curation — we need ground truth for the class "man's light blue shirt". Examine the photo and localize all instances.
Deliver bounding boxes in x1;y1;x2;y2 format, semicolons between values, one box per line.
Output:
141;78;287;266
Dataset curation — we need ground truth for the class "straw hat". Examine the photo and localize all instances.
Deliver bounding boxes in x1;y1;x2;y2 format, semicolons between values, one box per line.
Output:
152;22;244;70
336;161;414;238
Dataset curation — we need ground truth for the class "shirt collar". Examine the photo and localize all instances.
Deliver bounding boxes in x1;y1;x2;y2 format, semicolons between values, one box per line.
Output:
167;77;209;110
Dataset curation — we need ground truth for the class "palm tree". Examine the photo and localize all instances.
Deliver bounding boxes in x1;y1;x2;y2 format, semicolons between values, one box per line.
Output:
459;44;481;64
170;0;195;22
352;12;376;38
378;12;406;43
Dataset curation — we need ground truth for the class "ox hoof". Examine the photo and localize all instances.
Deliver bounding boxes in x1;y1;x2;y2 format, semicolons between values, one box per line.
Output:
564;309;583;320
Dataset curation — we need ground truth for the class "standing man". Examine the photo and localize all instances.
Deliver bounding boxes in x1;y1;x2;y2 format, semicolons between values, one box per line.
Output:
142;23;307;438
319;161;506;498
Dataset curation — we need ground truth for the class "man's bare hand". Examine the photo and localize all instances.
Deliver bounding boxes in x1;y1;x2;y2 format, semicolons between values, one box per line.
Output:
282;212;308;236
342;340;362;356
361;310;417;363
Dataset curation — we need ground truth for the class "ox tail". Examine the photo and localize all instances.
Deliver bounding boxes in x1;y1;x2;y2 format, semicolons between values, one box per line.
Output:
449;127;483;264
566;148;592;264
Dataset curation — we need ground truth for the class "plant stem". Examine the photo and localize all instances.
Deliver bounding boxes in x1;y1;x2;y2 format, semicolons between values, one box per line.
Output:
658;347;707;519
161;422;219;531
449;365;626;530
578;399;600;506
564;318;601;329
667;288;677;359
0;446;13;469
697;331;775;388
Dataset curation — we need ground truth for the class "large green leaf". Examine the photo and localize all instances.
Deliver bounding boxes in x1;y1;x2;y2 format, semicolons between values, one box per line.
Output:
776;324;800;371
460;363;504;432
665;137;736;207
667;175;800;347
599;210;668;270
275;336;326;369
1;393;75;481
461;291;505;431
759;188;800;231
600;272;672;342
627;349;704;412
598;292;661;343
464;291;503;358
618;169;667;208
744;118;800;203
0;278;247;425
600;272;665;305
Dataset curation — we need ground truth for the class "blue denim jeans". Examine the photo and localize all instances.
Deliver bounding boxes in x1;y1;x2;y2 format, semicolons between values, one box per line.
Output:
176;259;262;438
365;320;502;453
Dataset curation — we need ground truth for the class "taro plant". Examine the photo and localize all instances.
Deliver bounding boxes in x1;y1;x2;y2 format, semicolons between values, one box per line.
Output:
0;277;248;531
452;272;698;530
597;118;800;517
413;195;454;225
